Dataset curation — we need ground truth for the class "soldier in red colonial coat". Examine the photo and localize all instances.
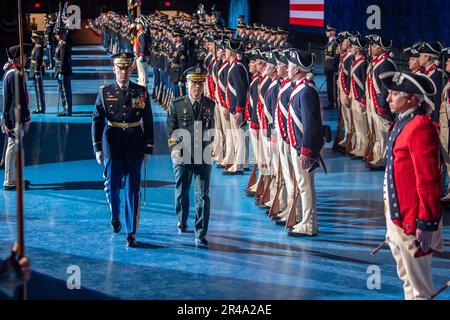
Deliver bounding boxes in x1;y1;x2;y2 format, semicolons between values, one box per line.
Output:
380;71;444;300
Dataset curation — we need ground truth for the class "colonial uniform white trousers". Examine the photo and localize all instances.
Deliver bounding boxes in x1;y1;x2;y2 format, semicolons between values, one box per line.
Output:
290;146;317;234
350;98;369;157
383;177;444;300
136;58;149;88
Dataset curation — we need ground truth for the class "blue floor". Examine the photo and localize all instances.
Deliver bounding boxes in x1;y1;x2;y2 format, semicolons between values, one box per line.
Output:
0;45;449;300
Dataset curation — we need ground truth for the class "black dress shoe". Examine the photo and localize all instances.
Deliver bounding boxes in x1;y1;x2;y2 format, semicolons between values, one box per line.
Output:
368;164;385;171
126;234;138;247
287;228;317;237
57;112;72;117
32;109;45;114
3;180;31;191
177;223;187;233
351;155;363;160
244;168;250;172
275;220;287;226
332;145;346;154
221;170;244;176
216;164;225;169
271;215;282;221
111;219;121;233
195;237;208;246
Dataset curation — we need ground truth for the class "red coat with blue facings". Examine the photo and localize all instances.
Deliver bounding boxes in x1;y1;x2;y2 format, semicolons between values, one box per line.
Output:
390;114;441;234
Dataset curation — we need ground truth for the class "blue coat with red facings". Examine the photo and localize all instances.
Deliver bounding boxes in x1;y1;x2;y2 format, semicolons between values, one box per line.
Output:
288;79;323;158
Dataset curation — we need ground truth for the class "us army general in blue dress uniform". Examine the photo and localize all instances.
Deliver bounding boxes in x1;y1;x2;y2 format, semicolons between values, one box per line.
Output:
92;53;154;248
167;66;215;246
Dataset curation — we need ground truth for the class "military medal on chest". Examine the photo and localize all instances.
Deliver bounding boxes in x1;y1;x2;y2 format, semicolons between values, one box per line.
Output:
182;107;189;126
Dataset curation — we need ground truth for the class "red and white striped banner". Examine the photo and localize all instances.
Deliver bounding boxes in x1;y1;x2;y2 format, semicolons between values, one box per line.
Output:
289;0;325;27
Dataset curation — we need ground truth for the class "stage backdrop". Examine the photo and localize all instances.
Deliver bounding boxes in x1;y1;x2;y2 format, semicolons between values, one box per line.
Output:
249;0;450;47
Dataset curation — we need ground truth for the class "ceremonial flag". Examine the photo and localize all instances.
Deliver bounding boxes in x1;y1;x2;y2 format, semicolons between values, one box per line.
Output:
289;0;325;27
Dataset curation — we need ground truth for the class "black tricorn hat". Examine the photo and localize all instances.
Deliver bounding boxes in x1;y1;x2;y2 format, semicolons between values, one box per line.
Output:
287;49;315;72
273;50;288;65
226;39;245;53
371;35;393;50
264;51;277;66
380;71;436;96
246;49;263;61
442;47;450;59
350;35;367;49
6;44;32;60
418;41;443;58
403;42;422;58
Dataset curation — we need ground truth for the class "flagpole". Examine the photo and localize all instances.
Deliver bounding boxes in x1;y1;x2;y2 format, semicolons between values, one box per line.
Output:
16;0;27;300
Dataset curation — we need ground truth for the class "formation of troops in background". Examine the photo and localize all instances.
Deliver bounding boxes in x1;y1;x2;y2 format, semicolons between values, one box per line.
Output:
94;10;450;237
27;13;73;117
1;6;449;299
90;10;450;299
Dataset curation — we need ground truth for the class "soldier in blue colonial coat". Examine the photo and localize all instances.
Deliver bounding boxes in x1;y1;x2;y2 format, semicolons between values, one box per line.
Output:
1;44;32;191
348;35;369;159
222;39;249;175
285;49;324;236
365;35;396;170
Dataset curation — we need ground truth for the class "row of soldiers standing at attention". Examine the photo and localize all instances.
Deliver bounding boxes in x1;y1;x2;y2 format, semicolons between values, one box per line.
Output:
324;26;450;201
94;11;450;237
28;14;73;116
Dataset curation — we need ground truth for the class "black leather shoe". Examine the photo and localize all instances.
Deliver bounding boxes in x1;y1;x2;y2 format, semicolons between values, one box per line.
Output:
4;180;30;191
221;170;244;176
245;190;256;197
332;145;346;154
368;164;385;171
57;112;72;117
216;164;225;169
177;223;187;233
32;109;45;114
287;228;317;237
126;234;138;247
111;219;121;233
195;237;208;246
271;215;282;221
244;168;250;172
275;220;287;226
351;155;363;160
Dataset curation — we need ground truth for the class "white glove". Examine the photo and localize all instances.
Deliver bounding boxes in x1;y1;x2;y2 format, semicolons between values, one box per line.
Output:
139;56;144;63
171;150;182;165
143;154;151;164
95;151;104;165
58;73;63;80
23;121;31;133
171;150;181;158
